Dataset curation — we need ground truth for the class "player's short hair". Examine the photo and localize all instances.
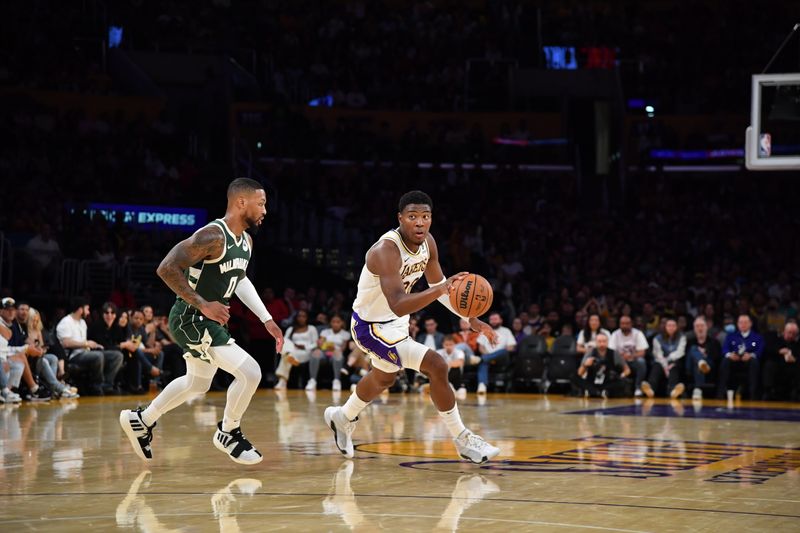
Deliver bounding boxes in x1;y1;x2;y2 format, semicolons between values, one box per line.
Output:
227;177;263;199
398;190;433;212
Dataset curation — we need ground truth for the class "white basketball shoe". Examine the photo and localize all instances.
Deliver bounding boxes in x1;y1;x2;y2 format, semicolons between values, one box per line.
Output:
324;406;358;458
213;422;263;465
119;408;156;461
454;429;500;464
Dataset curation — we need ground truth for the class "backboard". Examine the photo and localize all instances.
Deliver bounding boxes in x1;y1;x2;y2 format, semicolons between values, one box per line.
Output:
745;73;800;170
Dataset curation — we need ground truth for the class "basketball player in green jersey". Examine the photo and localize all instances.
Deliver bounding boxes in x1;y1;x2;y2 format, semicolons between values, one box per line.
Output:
120;178;284;465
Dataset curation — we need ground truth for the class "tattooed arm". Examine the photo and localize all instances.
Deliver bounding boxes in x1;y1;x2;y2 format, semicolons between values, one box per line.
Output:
156;225;231;324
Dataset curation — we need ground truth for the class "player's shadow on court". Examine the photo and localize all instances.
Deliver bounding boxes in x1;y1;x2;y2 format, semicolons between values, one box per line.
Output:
323;460;500;531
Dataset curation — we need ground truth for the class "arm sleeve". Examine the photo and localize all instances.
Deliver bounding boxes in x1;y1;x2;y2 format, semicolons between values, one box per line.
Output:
430;277;465;318
234;276;273;323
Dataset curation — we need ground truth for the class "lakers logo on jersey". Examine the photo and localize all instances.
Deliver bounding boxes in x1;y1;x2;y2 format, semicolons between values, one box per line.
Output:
400;260;428;278
353;228;431;322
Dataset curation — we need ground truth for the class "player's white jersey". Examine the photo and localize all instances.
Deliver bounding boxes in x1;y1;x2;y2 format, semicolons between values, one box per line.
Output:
352;229;429;323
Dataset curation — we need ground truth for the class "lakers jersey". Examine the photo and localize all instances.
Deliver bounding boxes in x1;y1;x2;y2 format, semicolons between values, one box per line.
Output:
352;228;429;323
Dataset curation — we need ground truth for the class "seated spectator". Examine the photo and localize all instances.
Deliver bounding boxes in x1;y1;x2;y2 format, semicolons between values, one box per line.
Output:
306;314;350;392
314;312;330;332
274;310;318;390
718;314;764;400
685;316;722;400
762;322;800;401
525;303;544;334
416;317;444;350
151;311;186;385
1;297;50;401
127;308;164;386
573;333;631;398
88;302;138;392
577;314;611;356
642;303;660;337
25;307;79;399
453;319;481;364
476;312;517;394
641;318;686;399
511;317;527;344
56;298;123;395
0;300;26;403
764;298;787;334
608;315;649;397
0;351;23;403
438;335;467;400
717;314;736;346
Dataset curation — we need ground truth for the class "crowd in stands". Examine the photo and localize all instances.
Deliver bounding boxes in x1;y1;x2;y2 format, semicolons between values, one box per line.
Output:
244;102;570;164
3;236;800;404
1;1;799;406
103;0;794;114
4;1;793;114
3;123;800;404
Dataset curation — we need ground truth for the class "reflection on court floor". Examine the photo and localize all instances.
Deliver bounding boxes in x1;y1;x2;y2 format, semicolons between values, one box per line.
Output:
1;391;799;531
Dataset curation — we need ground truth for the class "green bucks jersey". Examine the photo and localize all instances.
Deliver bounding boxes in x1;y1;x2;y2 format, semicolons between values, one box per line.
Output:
169;219;252;361
180;219;251;309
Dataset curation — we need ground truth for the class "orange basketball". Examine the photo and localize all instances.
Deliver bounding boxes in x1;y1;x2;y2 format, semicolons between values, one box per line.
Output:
449;273;493;318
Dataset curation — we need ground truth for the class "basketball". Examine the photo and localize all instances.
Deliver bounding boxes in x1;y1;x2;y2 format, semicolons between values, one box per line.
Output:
449;273;493;318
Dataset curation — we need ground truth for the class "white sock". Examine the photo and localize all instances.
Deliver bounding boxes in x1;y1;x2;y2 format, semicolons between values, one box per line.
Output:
31;385;39;394
439;404;467;438
222;418;239;432
140;407;158;427
341;392;369;421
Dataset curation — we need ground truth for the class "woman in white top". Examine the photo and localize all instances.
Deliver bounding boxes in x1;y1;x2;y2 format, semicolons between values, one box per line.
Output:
275;310;318;390
306;314;351;392
577;314;611;355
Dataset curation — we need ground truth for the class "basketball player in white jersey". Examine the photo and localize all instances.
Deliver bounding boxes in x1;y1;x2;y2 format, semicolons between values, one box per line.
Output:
324;191;500;463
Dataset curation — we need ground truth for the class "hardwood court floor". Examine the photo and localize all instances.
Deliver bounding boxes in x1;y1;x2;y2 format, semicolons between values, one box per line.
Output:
1;390;799;532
